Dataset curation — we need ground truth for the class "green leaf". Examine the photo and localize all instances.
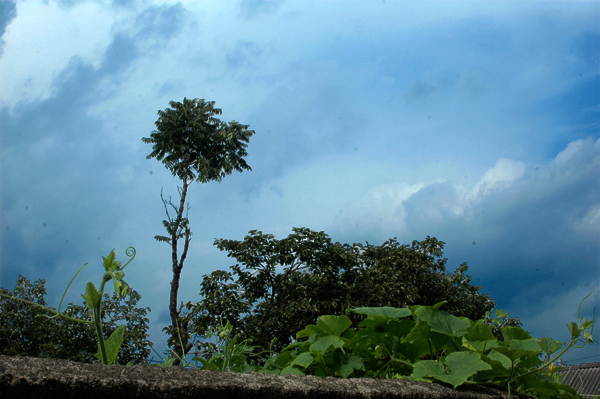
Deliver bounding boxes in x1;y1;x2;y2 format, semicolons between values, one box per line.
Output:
501;326;532;341
567;321;582;340
351;307;412;319
310;335;345;354
539;337;563;355
492;338;541;362
402;321;431;343
462;324;500;353
401;322;432;362
157;357;177;368
81;282;101;311
102;249;119;272
485;349;512;370
291;352;314;368
296;325;328;339
510;338;542;352
339;363;354;378
413;351;491;388
281;365;305;375
113;278;130;299
412;360;445;381
414;306;471;337
102;324;126;364
345;354;365;372
317;315;352;337
272;351;293;367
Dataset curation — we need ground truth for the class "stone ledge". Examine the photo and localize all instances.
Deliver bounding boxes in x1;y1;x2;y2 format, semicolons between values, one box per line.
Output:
0;355;531;399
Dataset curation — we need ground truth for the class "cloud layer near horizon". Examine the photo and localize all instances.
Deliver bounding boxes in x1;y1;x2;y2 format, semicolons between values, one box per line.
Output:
1;0;598;364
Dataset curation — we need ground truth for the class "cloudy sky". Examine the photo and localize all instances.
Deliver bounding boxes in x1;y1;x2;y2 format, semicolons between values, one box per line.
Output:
1;0;598;366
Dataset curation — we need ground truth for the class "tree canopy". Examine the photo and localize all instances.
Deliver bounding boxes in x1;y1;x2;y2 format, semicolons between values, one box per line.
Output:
142;97;254;184
182;228;498;356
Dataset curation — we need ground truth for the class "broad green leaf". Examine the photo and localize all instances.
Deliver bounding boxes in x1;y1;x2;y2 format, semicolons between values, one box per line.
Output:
339;363;354;378
281;341;305;352
358;316;390;333
388;319;416;338
462;324;500;353
317;315;352;337
281;365;305;375
345;354;364;372
310;335;344;354
157;357;177;368
198;358;219;371
81;282;101;310
296;325;327;339
492;338;541;361
402;321;431;343
567;321;582;340
96;324;126;364
474;352;512;381
412;351;491;388
414;306;471;337
510;338;542;353
291;352;314;368
399;342;431;364
518;374;563;399
429;331;451;353
351;307;412;319
358;317;414;337
501;326;532;341
272;351;292;367
259;367;280;375
412;360;445;380
484;349;512;370
400;322;432;362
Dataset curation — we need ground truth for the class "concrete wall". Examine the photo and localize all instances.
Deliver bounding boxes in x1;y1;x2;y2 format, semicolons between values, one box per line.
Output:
0;355;533;399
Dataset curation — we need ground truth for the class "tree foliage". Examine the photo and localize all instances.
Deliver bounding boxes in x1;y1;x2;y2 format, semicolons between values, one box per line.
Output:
183;228;501;357
0;275;152;365
142;97;254;363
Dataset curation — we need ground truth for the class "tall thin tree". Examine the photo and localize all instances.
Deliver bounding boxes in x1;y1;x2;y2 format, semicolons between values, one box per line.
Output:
142;97;254;364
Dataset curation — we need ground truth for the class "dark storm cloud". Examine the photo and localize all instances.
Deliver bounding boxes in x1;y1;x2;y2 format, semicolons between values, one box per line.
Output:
0;0;16;57
0;30;143;290
403;139;600;318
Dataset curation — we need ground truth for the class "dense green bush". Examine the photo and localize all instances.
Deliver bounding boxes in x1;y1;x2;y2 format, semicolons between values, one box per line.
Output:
0;275;152;365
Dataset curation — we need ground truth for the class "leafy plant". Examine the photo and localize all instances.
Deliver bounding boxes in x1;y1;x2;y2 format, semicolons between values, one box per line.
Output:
257;293;596;399
192;314;262;372
147;314;263;372
0;247;138;365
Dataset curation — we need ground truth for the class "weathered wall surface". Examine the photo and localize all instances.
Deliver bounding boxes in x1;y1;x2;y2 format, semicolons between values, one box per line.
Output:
0;355;531;399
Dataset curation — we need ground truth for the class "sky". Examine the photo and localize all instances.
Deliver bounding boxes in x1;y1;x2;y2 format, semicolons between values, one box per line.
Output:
0;0;599;366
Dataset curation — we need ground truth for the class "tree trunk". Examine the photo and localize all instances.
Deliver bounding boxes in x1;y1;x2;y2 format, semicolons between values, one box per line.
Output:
169;175;194;365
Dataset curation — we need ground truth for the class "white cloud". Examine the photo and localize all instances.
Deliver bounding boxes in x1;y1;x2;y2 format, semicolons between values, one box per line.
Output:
571;204;600;236
471;158;526;199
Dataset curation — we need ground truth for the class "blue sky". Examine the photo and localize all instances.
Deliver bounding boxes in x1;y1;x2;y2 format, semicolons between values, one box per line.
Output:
0;0;598;366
